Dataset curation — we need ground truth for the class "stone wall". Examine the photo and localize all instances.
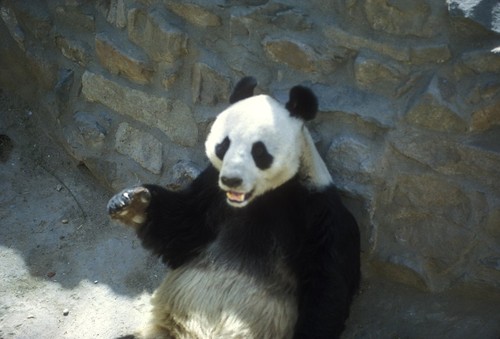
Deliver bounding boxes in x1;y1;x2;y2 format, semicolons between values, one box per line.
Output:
1;0;499;293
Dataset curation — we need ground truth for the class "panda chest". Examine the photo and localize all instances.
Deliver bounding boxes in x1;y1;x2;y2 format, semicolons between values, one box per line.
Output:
153;236;299;338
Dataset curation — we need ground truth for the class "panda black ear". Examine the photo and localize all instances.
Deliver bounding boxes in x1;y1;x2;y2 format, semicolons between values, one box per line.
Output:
285;85;318;121
229;76;258;104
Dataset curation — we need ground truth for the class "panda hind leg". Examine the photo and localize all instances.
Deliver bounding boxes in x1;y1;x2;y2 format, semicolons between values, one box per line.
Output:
107;186;151;228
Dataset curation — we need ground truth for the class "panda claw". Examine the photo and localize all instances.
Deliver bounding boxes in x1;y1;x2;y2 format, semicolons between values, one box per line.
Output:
107;187;151;227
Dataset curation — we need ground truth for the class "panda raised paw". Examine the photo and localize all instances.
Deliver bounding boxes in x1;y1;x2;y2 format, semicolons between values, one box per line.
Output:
107;186;151;227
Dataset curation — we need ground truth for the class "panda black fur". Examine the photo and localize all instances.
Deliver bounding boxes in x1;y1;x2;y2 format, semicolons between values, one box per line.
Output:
108;77;360;339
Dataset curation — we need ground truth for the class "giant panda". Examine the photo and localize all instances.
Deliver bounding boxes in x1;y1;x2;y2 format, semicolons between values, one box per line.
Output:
107;76;360;339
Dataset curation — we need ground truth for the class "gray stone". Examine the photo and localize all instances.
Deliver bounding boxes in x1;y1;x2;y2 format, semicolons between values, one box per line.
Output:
354;53;410;97
7;2;52;40
81;71;198;147
470;100;500;131
326;134;382;197
374;174;475;291
461;48;500;74
54;6;95;32
106;0;127;29
115;122;163;174
63;111;111;163
363;0;435;38
0;6;25;51
74;111;107;148
192;63;230;105
406;94;467;132
263;37;337;73
405;76;467;133
311;83;397;128
55;35;91;66
389;128;462;175
164;160;202;191
166;3;221;27
485;207;500;239
95;32;154;85
25;47;58;90
127;7;188;63
324;24;410;62
448;0;500;33
55;68;74;105
272;8;312;31
410;44;452;65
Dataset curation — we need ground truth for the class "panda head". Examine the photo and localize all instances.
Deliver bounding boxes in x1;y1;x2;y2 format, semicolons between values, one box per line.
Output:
205;77;319;208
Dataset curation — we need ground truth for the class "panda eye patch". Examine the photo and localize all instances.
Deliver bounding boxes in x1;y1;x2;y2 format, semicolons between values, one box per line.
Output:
215;137;230;160
252;141;273;170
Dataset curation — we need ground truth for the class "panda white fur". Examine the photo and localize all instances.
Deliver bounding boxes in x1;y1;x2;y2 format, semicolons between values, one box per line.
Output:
108;77;360;339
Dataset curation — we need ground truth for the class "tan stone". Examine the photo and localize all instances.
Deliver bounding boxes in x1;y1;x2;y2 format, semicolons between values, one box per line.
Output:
192;63;230;105
115;122;163;174
95;33;153;85
354;54;409;97
406;94;467;133
127;7;188;63
324;25;410;62
81;71;198;147
55;35;90;66
167;2;221;27
470;103;500;131
263;38;337;73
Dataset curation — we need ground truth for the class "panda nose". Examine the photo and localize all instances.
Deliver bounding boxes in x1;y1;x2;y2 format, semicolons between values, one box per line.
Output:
221;176;242;188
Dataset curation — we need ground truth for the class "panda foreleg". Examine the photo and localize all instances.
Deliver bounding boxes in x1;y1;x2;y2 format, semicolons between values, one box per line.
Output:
107;168;218;267
108;186;151;228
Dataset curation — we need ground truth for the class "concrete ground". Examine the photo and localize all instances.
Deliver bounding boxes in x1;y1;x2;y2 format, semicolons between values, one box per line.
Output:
1;92;499;338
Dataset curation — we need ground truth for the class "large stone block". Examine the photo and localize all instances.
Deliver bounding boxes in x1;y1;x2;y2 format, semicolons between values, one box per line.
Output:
0;6;25;51
55;35;91;66
115;122;163;174
311;83;397;128
374;174;476;290
7;1;52;40
263;37;337;73
410;44;452;65
354;53;410;97
324;25;410;62
54;6;95;32
389;128;461;175
64;111;109;160
326;133;383;196
164;160;202;191
406;94;467;132
105;0;127;29
25;47;58;90
405;76;467;133
95;32;154;85
470;101;500;132
391;127;500;191
461;48;500;74
81;71;198;147
127;7;188;63
166;2;221;27
363;0;436;38
192;63;230;105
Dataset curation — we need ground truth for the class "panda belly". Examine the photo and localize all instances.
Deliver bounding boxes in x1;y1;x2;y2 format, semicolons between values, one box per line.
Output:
148;256;298;339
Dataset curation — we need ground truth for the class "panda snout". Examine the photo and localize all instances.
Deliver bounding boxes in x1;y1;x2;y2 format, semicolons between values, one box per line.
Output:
220;176;243;188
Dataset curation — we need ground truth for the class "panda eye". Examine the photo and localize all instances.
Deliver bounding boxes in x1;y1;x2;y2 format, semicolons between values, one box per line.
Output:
252;141;273;170
215;137;230;160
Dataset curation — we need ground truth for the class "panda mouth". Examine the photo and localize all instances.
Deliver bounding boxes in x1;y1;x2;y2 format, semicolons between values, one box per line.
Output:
226;190;253;204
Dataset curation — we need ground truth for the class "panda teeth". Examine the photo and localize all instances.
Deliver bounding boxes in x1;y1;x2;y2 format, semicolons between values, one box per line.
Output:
227;191;246;202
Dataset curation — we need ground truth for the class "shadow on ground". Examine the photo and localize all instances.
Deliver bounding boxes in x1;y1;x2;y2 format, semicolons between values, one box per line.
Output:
1;92;499;338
